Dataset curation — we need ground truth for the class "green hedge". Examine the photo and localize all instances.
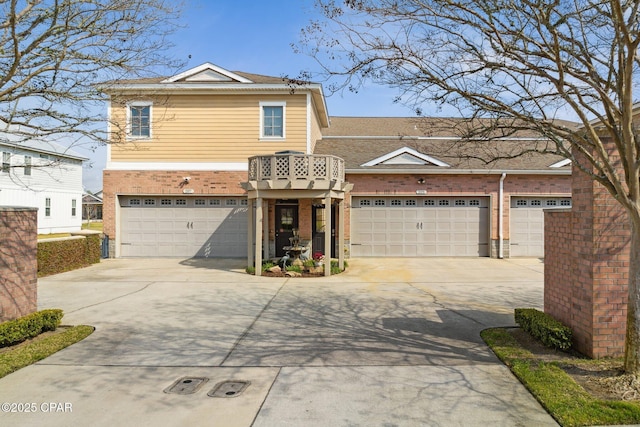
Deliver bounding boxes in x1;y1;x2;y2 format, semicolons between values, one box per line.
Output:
515;308;573;350
38;235;100;277
0;309;64;347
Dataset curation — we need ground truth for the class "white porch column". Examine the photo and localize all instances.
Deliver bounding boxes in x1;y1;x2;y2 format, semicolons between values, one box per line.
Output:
324;195;332;276
254;197;263;276
338;198;345;270
247;198;254;270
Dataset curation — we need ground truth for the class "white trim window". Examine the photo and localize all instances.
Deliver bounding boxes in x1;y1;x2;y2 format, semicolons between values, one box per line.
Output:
45;198;51;217
71;199;77;217
24;155;31;176
2;152;9;173
127;101;152;139
260;101;285;139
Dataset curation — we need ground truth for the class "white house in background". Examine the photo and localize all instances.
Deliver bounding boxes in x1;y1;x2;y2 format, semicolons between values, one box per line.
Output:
0;139;86;234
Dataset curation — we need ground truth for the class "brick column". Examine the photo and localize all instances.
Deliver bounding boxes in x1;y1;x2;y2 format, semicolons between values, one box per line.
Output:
545;146;629;357
0;207;38;322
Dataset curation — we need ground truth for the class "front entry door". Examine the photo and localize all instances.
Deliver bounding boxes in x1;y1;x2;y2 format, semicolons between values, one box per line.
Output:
312;204;336;258
275;204;298;257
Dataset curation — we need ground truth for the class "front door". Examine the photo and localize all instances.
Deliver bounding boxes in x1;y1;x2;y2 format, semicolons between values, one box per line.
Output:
275;203;298;257
312;204;336;258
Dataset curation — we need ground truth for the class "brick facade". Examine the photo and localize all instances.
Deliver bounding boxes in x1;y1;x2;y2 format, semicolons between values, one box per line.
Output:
348;172;571;252
104;169;571;259
545;155;630;358
0;207;38;322
103;169;248;247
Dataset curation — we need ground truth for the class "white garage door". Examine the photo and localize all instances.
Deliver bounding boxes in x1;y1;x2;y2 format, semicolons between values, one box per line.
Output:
120;196;248;258
510;197;571;257
351;197;489;257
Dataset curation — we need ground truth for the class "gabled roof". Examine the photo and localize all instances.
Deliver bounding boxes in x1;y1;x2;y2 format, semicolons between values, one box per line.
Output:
316;117;575;174
0;138;87;161
162;63;254;84
102;62;330;127
82;192;103;204
361;147;450;167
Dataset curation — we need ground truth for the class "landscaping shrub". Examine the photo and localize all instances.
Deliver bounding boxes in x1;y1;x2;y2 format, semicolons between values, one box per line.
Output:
0;309;64;347
38;235;101;277
515;308;573;350
330;260;348;275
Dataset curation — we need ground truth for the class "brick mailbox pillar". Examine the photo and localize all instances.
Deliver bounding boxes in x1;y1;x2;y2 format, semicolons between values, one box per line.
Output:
0;207;38;322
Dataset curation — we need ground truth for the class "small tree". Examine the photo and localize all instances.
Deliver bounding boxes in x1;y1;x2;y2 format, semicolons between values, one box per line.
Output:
299;0;640;373
0;0;183;149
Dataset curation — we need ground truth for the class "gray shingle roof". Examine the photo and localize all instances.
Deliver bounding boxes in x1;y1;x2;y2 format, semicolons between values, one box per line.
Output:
109;71;299;86
318;117;575;172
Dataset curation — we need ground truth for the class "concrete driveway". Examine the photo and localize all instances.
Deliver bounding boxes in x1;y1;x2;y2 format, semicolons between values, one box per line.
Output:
0;257;557;426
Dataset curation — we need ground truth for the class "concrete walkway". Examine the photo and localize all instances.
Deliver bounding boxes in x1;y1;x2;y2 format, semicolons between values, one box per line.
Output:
0;257;557;426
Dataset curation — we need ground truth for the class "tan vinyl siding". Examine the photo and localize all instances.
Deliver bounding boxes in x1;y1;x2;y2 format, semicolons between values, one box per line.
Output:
309;102;324;154
110;94;309;162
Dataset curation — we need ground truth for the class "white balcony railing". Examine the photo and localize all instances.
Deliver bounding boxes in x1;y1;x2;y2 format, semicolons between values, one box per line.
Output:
248;152;344;184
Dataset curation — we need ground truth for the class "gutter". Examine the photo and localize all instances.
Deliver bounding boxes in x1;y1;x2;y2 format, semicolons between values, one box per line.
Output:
499;172;507;259
345;168;571;175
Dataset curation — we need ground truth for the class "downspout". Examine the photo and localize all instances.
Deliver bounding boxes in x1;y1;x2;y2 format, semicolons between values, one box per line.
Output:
499;172;507;259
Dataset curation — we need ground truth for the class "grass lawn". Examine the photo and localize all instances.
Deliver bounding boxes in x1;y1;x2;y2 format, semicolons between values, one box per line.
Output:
482;328;640;427
0;325;94;379
81;221;103;231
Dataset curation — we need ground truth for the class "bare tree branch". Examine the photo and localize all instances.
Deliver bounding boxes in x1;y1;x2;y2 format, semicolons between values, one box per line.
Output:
0;0;184;147
298;0;640;373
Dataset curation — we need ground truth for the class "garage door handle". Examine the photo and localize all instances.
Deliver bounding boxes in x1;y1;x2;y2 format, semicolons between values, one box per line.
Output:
416;222;423;229
187;222;193;229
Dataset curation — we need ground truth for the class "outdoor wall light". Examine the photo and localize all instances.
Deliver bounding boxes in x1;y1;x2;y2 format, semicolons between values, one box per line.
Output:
183;177;191;183
417;178;425;184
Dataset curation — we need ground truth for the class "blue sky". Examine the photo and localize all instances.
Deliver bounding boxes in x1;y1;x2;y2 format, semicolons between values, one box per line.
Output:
81;0;418;191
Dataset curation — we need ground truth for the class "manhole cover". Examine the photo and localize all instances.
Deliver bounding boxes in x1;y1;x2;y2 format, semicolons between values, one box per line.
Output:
164;377;209;395
208;380;250;398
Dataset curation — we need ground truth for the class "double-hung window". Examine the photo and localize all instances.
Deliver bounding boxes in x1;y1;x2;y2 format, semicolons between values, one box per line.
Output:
128;102;152;139
24;155;31;176
2;152;10;173
71;199;77;217
45;198;51;217
260;102;285;139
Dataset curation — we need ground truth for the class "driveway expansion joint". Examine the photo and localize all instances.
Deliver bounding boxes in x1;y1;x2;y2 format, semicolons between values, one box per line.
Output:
65;281;157;314
219;281;287;366
407;282;484;326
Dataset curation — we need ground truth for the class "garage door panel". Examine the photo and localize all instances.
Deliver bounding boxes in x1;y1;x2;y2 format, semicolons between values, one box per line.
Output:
351;197;489;257
120;198;248;258
510;197;571;257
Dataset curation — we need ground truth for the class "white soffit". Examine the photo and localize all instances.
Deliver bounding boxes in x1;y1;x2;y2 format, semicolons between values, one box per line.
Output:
162;62;253;84
549;158;571;168
361;146;450;167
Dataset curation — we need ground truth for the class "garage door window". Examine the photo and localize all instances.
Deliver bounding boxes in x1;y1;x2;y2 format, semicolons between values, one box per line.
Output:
176;199;186;206
455;200;466;206
195;199;205;206
425;200;435;206
210;199;221;206
130;199;141;206
391;199;402;206
144;199;155;206
360;200;371;206
561;200;571;206
161;199;172;206
469;200;480;206
406;200;416;206
546;200;557;206
439;200;450;206
375;199;386;206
